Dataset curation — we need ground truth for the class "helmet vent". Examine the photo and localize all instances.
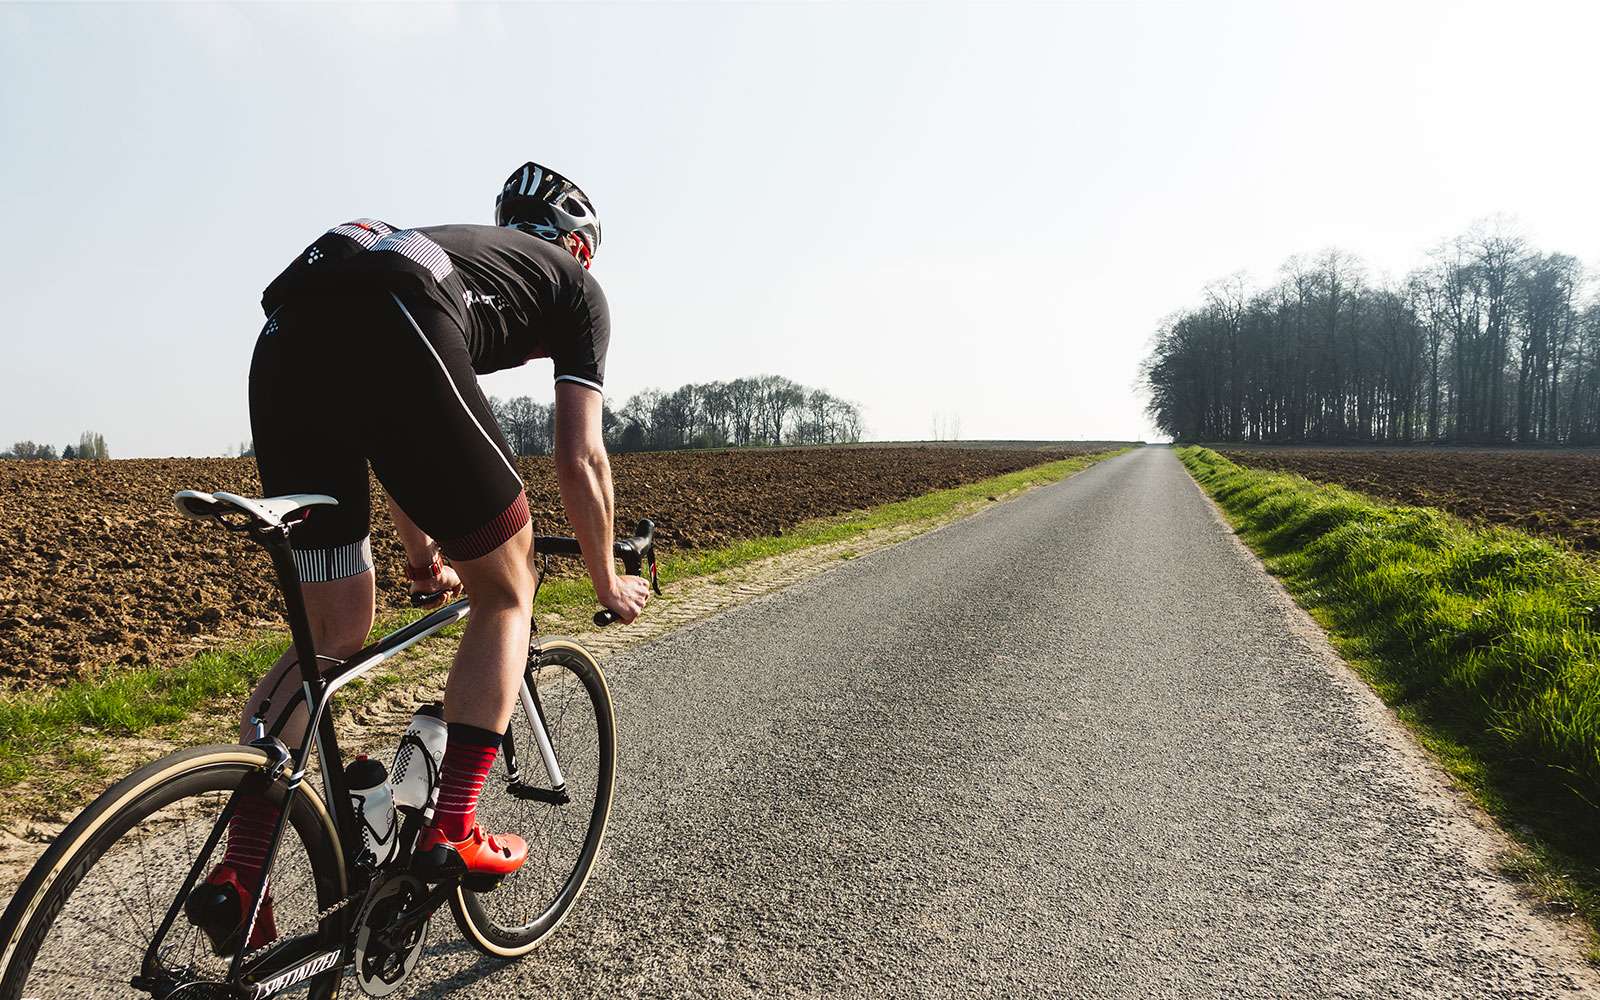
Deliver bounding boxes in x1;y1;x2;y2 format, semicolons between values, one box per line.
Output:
494;160;601;259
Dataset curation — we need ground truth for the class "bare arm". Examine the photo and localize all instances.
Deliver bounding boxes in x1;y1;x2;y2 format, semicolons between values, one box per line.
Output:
384;492;462;603
553;381;649;622
385;493;437;565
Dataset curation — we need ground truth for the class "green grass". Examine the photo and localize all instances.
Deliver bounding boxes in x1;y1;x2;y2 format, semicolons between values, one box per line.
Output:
0;639;286;786
1179;446;1600;942
0;448;1125;794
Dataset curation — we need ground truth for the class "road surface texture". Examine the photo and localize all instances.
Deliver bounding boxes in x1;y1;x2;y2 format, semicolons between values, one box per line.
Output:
404;445;1597;998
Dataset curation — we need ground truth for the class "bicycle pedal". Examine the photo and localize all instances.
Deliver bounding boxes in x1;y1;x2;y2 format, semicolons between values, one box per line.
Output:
411;845;466;883
185;881;242;956
461;873;503;892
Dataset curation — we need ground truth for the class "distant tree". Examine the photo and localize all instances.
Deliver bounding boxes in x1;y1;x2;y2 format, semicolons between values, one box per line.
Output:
725;377;761;446
698;381;733;445
240;440;256;458
77;431;109;460
487;396;555;455
616;389;663;451
601;375;861;452
601;399;627;450
1140;220;1597;445
755;375;805;445
651;385;700;450
791;390;863;444
6;441;56;460
62;444;77;460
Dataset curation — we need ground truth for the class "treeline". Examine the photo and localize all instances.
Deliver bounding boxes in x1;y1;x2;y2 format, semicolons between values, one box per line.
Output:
2;432;109;461
1140;222;1600;444
490;374;864;455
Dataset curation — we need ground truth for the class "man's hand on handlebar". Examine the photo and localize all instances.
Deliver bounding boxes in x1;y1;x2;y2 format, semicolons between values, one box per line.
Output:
409;562;464;609
598;574;652;625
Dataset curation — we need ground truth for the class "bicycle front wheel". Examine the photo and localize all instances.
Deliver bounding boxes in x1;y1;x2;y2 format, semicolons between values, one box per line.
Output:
0;745;348;1000
451;637;616;957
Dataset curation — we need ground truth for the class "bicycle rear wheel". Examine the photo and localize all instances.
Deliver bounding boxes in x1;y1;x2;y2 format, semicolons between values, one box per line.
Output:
451;637;616;957
0;745;348;1000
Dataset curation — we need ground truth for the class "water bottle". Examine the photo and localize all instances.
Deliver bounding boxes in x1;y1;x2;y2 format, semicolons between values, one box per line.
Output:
345;755;397;868
390;702;447;811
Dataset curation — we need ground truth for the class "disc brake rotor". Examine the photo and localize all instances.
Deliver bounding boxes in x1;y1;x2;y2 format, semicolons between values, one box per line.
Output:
353;875;430;997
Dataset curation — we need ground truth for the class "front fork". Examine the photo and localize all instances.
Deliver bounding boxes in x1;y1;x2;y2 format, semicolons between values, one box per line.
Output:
502;666;570;804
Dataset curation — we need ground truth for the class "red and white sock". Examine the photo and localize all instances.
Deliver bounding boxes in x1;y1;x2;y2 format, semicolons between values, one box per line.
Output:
432;723;502;841
222;793;280;883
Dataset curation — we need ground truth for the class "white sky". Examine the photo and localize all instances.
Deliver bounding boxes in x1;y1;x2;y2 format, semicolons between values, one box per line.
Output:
2;0;1597;457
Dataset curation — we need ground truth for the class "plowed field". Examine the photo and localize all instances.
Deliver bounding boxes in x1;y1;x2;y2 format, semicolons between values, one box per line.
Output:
0;446;1089;689
1215;448;1600;555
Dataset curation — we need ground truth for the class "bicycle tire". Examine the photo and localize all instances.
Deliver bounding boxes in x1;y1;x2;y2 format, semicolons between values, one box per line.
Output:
0;744;348;1000
450;637;616;957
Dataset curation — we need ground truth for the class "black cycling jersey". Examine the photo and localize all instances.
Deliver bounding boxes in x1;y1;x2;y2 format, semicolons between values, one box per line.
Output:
251;289;531;577
249;219;613;579
262;220;609;389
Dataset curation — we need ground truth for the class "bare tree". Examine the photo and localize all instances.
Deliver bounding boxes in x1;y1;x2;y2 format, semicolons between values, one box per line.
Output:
1140;223;1590;446
6;441;58;460
600;376;862;451
488;396;554;455
755;376;805;445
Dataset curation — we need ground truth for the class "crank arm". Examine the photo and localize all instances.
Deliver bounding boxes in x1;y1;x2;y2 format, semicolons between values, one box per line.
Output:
372;882;458;949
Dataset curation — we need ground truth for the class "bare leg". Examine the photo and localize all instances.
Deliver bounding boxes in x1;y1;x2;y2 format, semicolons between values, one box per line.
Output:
237;571;377;744
442;522;538;733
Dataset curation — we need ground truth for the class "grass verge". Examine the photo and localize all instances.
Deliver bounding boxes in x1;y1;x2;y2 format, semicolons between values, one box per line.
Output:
1179;446;1600;948
0;448;1125;796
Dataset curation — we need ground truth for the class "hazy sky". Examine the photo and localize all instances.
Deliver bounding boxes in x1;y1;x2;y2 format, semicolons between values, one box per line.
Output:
3;1;1597;457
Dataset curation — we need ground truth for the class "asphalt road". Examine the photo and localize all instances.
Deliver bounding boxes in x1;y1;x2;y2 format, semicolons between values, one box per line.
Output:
406;445;1599;998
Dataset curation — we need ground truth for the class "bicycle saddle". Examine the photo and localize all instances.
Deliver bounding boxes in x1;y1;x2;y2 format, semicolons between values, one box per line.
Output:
174;490;338;529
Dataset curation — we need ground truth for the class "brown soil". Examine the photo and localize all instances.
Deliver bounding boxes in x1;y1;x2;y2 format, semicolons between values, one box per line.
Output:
0;446;1089;689
1214;448;1600;554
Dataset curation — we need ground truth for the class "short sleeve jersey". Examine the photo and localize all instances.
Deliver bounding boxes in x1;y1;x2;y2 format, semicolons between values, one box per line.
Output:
262;220;610;389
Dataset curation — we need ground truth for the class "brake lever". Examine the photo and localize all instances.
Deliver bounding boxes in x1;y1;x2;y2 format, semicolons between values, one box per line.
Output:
409;587;461;609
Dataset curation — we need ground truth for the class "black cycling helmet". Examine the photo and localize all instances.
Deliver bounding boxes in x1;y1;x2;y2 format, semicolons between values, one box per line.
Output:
495;161;602;264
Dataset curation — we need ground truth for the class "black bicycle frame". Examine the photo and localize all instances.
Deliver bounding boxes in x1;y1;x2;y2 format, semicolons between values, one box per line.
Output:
173;520;478;983
159;508;656;986
253;527;449;848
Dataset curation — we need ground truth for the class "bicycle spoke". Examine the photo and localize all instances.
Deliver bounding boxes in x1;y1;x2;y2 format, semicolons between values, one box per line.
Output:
105;849;158;951
50;905;151;957
134;815;163;941
3;753;341;1000
25;964;147;987
452;644;612;953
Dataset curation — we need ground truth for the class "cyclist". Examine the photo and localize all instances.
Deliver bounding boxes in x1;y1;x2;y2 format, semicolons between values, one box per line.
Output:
185;162;651;954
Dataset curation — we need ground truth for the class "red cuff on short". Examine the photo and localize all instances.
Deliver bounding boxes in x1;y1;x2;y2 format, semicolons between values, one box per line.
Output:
438;492;530;562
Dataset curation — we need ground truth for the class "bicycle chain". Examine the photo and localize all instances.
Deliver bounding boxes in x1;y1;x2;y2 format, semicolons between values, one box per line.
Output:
240;885;366;966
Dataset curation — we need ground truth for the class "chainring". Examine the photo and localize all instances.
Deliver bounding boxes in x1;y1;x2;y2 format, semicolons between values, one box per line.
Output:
352;874;430;997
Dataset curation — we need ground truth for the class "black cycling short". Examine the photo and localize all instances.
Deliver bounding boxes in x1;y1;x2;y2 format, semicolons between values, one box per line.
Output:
248;288;529;582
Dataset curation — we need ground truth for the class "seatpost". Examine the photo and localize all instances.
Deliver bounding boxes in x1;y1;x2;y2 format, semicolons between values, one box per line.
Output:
251;522;323;687
247;519;365;855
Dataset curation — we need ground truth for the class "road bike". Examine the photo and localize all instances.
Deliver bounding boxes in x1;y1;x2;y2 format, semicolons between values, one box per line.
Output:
0;490;659;1000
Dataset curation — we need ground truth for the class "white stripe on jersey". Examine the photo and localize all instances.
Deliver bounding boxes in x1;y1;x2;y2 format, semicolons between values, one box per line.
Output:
554;374;603;393
327;219;395;248
373;230;455;282
388;292;521;484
